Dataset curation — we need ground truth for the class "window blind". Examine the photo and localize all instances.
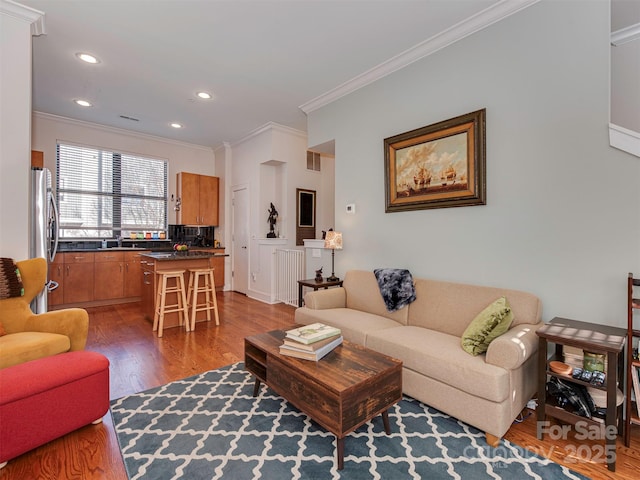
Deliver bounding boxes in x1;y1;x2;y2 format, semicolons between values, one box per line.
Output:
56;143;167;239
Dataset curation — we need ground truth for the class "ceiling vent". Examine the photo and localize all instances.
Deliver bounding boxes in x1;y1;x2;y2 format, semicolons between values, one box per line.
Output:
119;115;140;122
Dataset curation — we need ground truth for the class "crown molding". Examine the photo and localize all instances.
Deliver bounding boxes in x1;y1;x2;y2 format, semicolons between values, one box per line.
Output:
0;0;45;35
231;121;306;148
33;111;214;152
300;0;540;114
609;123;640;158
611;22;640;46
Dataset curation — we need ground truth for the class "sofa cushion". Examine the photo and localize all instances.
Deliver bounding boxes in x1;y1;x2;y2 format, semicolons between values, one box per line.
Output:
373;268;416;312
365;326;510;403
461;296;514;356
343;271;408;325
408;279;541;336
0;332;70;369
294;307;402;346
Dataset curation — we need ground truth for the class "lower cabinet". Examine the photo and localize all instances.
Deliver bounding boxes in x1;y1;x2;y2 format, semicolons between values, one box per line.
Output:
94;252;124;301
124;251;145;297
141;258;155;318
49;250;149;308
48;254;65;307
63;253;95;304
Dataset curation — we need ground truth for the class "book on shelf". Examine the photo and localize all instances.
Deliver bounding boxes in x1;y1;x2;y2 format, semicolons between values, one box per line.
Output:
632;362;640;419
282;333;342;352
279;336;343;361
285;323;341;345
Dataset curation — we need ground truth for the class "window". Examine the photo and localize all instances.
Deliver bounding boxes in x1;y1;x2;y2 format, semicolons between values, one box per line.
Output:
306;151;321;171
56;143;167;239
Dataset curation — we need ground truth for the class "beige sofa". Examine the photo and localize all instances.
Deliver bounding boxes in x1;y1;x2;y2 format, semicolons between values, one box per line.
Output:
294;270;542;446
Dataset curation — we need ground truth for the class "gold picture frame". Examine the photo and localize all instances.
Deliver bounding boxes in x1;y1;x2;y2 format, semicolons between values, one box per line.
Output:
384;109;486;212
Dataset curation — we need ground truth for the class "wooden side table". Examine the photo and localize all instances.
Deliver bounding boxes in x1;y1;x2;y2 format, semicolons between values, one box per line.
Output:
536;317;626;472
297;278;343;307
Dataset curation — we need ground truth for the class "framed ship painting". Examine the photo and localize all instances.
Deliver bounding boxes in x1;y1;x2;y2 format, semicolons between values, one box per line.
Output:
384;109;486;212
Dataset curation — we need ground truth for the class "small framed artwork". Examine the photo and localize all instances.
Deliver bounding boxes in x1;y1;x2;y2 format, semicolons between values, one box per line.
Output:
296;188;316;245
384;109;486;212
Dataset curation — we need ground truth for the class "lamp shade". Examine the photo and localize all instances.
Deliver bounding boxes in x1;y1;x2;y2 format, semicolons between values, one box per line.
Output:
324;231;343;250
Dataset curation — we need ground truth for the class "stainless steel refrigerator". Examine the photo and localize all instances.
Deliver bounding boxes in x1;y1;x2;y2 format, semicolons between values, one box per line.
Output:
30;167;59;313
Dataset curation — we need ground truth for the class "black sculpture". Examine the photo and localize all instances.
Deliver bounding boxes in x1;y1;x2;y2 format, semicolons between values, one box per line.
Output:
267;203;278;238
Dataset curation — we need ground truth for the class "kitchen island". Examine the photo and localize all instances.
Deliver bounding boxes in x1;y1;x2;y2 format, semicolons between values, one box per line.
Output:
141;251;228;330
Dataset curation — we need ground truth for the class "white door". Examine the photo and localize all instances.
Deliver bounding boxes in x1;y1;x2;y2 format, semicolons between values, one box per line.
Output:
232;186;249;294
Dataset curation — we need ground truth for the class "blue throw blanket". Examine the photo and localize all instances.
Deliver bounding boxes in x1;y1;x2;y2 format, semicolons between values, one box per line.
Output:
374;268;416;312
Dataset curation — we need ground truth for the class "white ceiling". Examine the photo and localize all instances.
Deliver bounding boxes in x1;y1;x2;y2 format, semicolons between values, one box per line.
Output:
20;0;522;149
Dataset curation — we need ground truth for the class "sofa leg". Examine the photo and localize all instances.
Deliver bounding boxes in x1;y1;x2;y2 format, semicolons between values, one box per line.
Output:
91;418;103;425
486;433;501;447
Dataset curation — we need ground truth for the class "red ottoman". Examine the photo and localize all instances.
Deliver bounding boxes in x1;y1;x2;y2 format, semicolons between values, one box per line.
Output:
0;351;110;466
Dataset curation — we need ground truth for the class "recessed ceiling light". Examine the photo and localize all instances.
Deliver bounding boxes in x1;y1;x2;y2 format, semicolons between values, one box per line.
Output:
76;52;100;64
196;92;212;100
74;99;92;107
170;123;183;129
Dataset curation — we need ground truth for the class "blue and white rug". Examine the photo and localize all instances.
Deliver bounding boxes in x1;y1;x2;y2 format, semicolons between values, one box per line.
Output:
110;362;588;480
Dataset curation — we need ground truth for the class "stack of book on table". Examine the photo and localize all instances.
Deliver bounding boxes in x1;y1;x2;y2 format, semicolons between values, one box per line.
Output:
280;323;343;361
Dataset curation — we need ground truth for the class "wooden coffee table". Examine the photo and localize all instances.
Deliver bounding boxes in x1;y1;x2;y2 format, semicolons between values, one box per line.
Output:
244;328;403;470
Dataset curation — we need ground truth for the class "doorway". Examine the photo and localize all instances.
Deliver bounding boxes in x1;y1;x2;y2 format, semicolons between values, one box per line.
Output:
232;186;249;294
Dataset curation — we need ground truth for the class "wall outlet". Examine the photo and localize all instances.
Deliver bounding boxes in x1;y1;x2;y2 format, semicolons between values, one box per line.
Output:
526;399;537;410
346;203;356;214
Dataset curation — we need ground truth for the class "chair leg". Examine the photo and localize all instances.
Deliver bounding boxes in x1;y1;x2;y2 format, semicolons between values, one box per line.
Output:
157;275;168;338
152;274;161;332
180;274;189;330
190;272;199;331
203;273;212;322
210;270;220;325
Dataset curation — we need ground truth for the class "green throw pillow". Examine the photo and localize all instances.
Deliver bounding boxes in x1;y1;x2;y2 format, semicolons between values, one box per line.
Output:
461;296;514;356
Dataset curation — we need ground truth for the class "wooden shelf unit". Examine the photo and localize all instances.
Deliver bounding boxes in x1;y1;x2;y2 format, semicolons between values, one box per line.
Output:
536;317;626;472
624;274;640;446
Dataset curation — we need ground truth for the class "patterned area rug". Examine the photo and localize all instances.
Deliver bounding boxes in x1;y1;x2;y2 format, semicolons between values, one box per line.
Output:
110;363;588;480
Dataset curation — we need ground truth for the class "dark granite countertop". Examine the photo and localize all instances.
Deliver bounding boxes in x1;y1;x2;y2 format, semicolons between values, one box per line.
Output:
141;251;229;261
57;246;225;253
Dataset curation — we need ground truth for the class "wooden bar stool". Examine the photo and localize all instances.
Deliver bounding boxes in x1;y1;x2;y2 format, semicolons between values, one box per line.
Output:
152;270;189;337
186;267;220;331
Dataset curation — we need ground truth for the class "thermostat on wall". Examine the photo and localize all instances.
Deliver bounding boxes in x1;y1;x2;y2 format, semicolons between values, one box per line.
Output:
346;203;356;214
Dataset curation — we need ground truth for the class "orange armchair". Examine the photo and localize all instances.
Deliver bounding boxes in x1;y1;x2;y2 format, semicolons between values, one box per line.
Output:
0;258;88;369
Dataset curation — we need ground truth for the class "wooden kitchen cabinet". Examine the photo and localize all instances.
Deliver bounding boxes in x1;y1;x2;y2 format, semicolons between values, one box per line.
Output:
191;248;225;290
94;252;124;300
176;172;219;225
48;254;64;307
63;253;95;304
211;249;225;290
140;258;155;318
124;251;147;298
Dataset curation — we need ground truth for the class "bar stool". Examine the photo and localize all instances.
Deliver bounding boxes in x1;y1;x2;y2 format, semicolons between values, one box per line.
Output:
186;267;220;331
152;270;189;337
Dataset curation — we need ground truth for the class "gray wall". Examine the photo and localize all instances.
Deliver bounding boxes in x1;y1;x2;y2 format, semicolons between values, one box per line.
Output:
307;0;640;327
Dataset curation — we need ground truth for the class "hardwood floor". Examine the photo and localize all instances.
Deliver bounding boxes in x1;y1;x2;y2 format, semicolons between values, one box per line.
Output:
2;293;639;479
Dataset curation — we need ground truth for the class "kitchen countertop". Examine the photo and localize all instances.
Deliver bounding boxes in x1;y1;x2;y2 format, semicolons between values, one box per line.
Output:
141;251;229;261
57;247;225;253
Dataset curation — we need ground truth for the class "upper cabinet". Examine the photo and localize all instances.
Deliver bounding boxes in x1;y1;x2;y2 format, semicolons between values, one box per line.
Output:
177;172;219;225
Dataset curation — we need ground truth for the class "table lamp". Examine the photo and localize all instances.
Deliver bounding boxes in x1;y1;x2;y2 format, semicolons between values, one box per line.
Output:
324;231;343;281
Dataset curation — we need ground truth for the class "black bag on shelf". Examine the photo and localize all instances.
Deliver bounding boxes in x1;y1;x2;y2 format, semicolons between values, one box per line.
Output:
546;377;596;418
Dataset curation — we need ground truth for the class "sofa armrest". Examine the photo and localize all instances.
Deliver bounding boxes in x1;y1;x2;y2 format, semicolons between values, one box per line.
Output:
303;287;347;310
24;308;89;351
485;323;542;370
